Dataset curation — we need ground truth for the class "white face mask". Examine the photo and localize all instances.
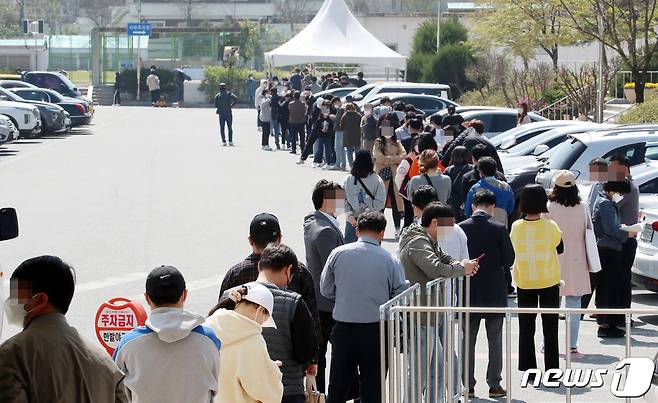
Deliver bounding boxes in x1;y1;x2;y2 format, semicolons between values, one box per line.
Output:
611;193;624;203
4;298;26;326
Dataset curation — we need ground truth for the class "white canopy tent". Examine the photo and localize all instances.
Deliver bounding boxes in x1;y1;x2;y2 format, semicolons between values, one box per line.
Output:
264;0;407;71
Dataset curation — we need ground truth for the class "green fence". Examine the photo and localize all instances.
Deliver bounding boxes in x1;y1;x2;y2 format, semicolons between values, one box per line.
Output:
47;32;227;84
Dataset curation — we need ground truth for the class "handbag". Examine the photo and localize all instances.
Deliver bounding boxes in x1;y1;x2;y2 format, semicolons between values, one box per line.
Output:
379;166;393;181
584;204;602;273
305;376;326;403
398;157;414;201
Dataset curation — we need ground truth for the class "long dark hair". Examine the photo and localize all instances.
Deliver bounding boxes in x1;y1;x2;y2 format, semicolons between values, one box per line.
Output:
548;185;581;207
377;112;401;154
208;286;252;316
518;102;529;122
351;150;375;179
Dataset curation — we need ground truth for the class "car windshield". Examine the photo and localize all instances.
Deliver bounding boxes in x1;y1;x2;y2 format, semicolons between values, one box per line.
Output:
0;88;23;102
547;137;587;169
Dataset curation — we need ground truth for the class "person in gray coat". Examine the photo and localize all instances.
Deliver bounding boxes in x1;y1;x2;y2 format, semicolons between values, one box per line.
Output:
303;179;345;393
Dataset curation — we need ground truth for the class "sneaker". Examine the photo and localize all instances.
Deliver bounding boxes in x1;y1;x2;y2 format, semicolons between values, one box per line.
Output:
222;142;227;147
489;386;507;398
296;159;305;165
394;227;402;239
467;389;475;398
276;144;281;150
263;145;272;151
312;163;321;168
322;164;333;170
229;142;234;146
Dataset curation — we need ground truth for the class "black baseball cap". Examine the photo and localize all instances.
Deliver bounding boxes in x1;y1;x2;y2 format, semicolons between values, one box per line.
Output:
249;213;281;245
146;265;186;300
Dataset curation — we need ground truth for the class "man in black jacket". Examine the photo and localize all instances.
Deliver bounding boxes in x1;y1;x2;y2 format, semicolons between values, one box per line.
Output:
462;144;507;198
442;120;504;173
459;189;515;399
213;83;237;146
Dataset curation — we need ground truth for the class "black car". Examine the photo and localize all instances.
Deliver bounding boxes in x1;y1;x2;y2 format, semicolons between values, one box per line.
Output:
0;87;70;135
22;71;84;100
10;88;92;127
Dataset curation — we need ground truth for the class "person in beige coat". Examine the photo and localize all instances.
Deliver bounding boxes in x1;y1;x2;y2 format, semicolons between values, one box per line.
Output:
372;112;407;237
205;282;283;403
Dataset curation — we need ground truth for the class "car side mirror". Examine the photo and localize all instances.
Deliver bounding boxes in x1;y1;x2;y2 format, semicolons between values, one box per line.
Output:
533;144;550;156
0;208;18;241
501;137;517;149
0;95;7;101
73;87;78;92
353;94;363;101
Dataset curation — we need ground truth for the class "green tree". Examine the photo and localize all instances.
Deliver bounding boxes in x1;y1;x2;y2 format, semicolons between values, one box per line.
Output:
424;44;475;96
0;2;20;38
559;0;658;103
471;0;580;69
411;18;468;54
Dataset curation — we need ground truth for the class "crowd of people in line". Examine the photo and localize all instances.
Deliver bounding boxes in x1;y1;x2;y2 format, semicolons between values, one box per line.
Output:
0;69;640;403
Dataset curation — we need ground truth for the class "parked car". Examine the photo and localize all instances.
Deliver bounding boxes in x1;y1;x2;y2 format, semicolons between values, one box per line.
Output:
491;120;584;148
312;87;358;100
342;82;392;102
0;80;37;90
360;93;457;116
0;87;69;135
10;88;93;127
535;127;658;188
0;100;41;138
457;109;547;139
22;71;84;100
360;82;453;102
498;123;616;158
634;205;658;293
0;115;18;144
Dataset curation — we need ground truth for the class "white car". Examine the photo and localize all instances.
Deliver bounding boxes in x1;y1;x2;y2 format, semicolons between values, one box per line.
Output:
360;82;453;103
492;120;595;149
635;207;658;293
459;109;547;139
0;115;18;144
535;127;658;189
0;100;41;137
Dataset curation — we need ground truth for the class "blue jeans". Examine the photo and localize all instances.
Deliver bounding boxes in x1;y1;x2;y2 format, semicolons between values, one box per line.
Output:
271;119;281;146
564;296;582;349
334;131;345;168
314;135;334;164
408;324;461;402
218;114;233;143
345;146;358;167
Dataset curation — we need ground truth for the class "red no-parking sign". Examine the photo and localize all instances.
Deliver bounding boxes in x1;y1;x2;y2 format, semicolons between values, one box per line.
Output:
95;297;147;356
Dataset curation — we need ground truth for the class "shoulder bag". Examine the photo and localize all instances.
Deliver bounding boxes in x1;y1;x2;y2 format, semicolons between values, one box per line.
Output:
584;203;602;273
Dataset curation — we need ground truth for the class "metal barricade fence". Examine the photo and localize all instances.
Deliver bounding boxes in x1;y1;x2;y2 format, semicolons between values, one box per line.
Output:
380;277;470;403
382;304;658;403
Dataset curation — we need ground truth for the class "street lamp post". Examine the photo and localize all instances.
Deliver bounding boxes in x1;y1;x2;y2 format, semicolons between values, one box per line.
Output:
136;0;142;101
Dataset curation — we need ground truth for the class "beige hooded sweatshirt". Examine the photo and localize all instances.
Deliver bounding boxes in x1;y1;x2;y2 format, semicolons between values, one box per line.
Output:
205;309;283;403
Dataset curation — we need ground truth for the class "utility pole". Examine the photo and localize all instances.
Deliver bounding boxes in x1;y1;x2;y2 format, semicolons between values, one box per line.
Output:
596;9;605;123
436;0;441;52
136;0;142;101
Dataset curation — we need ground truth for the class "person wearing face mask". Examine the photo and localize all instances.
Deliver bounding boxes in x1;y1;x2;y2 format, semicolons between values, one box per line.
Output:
258;90;273;151
219;214;321;349
406;149;452;204
219;245;318;403
459;189;514;399
0;255;129;403
397;134;438;229
373;112;407;238
206;282;284;403
321;212;409;403
464;157;514;227
592;179;635;338
303;180;346;394
313;105;336;168
398;202;479;401
360;103;378;153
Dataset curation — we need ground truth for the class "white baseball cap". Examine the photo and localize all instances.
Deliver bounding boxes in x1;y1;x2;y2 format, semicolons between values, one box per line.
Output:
242;282;277;329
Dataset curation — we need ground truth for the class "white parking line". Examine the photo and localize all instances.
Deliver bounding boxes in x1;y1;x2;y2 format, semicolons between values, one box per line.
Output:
76;272;148;292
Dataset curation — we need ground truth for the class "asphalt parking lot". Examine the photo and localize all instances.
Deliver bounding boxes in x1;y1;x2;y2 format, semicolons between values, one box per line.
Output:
0;106;656;402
